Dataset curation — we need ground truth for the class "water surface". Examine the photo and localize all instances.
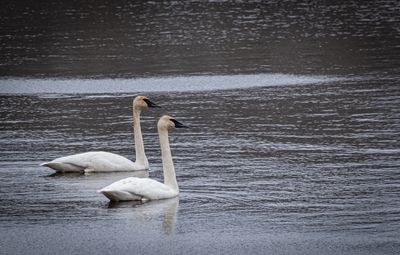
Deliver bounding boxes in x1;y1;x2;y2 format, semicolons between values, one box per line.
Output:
1;76;400;254
1;0;399;77
0;73;344;94
1;1;400;254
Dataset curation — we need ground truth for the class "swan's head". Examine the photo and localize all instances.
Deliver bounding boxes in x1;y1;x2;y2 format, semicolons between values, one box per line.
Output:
158;115;188;130
134;96;161;110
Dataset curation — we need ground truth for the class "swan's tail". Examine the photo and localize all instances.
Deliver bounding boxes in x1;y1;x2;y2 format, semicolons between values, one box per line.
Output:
40;162;57;168
98;189;143;202
98;189;123;202
40;161;86;172
41;162;66;172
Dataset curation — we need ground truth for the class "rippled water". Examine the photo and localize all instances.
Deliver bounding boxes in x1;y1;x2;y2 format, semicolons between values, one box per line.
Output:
1;0;400;77
1;76;400;254
1;0;400;254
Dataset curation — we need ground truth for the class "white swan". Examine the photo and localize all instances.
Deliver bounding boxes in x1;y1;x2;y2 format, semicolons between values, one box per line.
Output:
99;115;187;201
40;96;160;173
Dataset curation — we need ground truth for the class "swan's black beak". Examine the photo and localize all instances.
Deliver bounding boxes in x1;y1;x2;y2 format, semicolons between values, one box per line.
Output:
171;119;189;128
144;98;161;108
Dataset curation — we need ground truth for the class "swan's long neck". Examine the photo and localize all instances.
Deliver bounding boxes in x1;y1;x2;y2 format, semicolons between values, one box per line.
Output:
133;108;148;167
158;128;179;192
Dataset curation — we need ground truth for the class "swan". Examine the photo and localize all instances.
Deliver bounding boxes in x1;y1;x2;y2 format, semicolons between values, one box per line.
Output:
98;115;187;201
40;96;160;173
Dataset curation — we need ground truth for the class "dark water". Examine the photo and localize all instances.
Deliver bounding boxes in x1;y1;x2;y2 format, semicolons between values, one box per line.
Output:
1;0;400;77
1;1;400;255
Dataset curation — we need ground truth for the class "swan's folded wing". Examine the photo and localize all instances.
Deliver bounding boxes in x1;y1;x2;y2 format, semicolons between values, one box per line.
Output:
100;177;175;200
51;153;90;169
49;151;136;172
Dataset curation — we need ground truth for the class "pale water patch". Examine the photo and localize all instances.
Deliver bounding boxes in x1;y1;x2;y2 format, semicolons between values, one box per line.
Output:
0;73;345;94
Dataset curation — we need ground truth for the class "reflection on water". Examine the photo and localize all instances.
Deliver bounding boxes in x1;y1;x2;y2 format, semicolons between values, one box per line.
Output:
0;73;345;94
47;170;149;178
47;172;85;178
107;200;145;208
107;198;179;235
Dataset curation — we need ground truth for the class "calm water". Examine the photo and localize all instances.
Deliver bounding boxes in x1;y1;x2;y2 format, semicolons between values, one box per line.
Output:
1;1;400;255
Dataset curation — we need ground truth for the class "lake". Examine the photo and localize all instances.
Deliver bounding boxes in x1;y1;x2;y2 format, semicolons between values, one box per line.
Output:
1;1;400;254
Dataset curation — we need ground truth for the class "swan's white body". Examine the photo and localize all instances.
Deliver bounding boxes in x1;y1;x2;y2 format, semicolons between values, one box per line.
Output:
41;96;157;173
41;151;146;172
99;115;184;201
100;177;179;201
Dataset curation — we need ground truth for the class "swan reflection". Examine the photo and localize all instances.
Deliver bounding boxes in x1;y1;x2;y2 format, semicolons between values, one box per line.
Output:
47;170;149;179
107;197;179;235
46;171;84;178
